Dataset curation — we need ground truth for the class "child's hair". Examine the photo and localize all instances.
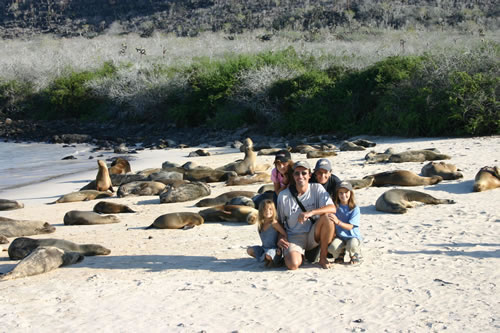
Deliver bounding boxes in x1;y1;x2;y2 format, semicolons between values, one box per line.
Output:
257;199;277;232
335;188;356;210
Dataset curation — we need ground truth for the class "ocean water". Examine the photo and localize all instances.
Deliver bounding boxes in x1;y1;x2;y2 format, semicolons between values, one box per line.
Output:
0;141;114;192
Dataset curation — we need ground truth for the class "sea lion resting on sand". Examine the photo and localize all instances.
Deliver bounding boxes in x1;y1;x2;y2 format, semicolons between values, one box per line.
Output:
346;176;375;190
195;191;257;207
0;199;24;211
63;211;120;225
226;172;271;186
117;181;167;197
0;246;84;281
8;237;111;260
147;212;204;229
473;166;500;192
159;182;211;203
109;157;131;175
199;205;259;224
368;170;442;187
93;201;135;214
50;190;113;204
388;149;451;163
0;217;56;238
421;162;463;180
96;160;114;192
375;189;455;214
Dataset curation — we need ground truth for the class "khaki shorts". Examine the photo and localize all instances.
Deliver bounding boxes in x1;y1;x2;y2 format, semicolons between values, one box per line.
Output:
285;223;319;256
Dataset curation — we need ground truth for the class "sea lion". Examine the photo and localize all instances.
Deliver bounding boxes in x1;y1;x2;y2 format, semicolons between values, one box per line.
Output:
364;148;396;164
473;166;500;192
346;176;375;190
375;189;455;214
8;237;111;260
146;212;204;229
0;199;24;211
109;157;131;174
225;172;271;186
184;168;236;182
258;184;275;193
421;162;463;180
63;210;120;225
306;150;337;158
195;191;257;207
369;170;442;187
388;150;451;163
0;217;56;238
217;138;258;175
227;196;255;207
117;181;167;197
199;205;259;224
340;141;366;151
147;170;184;183
96;160;114;192
50;190;113;204
352;139;376;148
79;173;148;191
93;201;135;214
0;246;84;281
159;182;211;203
257;148;286;156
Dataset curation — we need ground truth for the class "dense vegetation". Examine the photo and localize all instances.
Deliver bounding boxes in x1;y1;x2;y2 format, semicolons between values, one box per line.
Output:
1;36;498;137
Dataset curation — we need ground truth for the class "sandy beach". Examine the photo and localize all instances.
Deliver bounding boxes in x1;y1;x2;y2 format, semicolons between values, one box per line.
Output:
1;136;499;332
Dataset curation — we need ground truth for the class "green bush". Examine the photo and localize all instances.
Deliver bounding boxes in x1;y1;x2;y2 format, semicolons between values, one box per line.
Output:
0;80;35;115
35;61;117;120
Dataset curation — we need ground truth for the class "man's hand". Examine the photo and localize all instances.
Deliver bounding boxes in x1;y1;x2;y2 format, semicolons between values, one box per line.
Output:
298;211;313;223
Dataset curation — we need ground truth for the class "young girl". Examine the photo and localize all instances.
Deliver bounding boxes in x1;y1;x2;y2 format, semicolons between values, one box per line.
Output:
328;181;362;265
247;199;287;267
271;150;293;201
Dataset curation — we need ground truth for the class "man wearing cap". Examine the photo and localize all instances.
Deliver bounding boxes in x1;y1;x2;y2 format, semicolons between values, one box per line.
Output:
311;158;342;199
276;160;336;269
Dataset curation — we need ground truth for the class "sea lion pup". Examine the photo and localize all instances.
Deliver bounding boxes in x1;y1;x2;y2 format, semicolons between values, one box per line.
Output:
388;150;451;163
340;141;366;151
199;205;259;224
63;210;120;225
117;181;167;197
257;148;286;156
0;217;56;238
96;160;114;192
421;162;463;180
0;246;84;281
346;176;375;190
375;189;455;214
352;139;376;148
109;157;131;175
93;201;135;214
369;170;443;187
159;182;211;204
49;190;113;204
258;184;275;193
225;172;271;186
473;166;500;192
146;212;204;229
0;199;24;211
8;237;111;260
195;191;257;207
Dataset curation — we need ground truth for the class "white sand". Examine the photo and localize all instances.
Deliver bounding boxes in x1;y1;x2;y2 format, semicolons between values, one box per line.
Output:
1;136;499;332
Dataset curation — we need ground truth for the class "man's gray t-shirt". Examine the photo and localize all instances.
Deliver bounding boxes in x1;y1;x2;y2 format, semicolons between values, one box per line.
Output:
277;183;333;235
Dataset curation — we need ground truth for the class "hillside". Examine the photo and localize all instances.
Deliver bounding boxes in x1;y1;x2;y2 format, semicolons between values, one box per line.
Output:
1;0;499;38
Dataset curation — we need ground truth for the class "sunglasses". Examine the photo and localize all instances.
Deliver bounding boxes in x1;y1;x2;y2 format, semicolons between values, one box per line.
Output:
293;171;309;176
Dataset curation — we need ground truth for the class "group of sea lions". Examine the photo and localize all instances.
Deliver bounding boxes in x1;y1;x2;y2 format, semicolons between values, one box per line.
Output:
1;138;499;279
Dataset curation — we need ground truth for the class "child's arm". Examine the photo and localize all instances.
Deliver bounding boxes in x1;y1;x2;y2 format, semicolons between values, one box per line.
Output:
271;220;288;238
335;207;360;231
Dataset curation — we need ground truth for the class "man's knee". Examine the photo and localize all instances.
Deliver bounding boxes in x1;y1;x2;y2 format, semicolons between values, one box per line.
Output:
285;252;302;270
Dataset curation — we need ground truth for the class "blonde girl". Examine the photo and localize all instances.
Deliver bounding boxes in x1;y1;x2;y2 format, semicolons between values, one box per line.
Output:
247;200;287;267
